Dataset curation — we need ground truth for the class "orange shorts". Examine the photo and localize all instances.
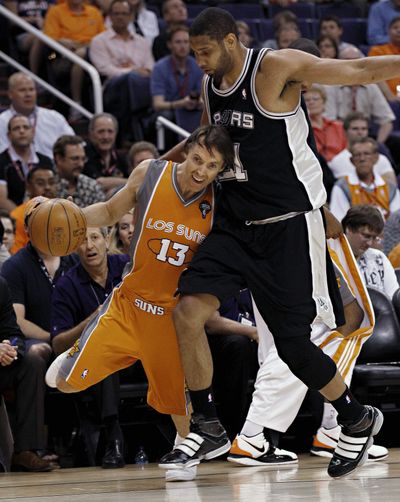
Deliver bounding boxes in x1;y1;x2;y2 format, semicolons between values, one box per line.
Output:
63;286;187;416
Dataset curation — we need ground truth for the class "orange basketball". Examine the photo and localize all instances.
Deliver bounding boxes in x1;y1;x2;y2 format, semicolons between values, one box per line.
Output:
28;198;87;256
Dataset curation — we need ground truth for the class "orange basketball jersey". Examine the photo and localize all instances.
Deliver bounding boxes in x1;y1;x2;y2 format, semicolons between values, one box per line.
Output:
120;159;215;306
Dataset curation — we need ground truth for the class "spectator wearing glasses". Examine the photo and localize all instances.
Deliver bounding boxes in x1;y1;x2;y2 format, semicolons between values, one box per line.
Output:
54;136;106;208
330;137;400;222
343;205;400;299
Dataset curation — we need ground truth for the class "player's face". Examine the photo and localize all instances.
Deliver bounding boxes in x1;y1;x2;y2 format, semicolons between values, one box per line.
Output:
78;227;108;269
118;213;134;252
1;217;15;251
8;77;37;113
346;225;381;258
90;117;117;153
346;120;369;142
28;169;57;198
180;142;225;196
190;35;234;84
7;116;34;148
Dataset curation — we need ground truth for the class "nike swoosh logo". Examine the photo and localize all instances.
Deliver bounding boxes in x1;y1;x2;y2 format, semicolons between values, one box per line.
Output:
241;437;267;454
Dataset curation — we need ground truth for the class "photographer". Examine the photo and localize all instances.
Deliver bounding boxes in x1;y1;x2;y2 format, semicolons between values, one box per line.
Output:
151;24;203;147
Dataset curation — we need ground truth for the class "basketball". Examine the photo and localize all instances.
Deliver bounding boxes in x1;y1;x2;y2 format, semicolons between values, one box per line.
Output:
28;198;87;256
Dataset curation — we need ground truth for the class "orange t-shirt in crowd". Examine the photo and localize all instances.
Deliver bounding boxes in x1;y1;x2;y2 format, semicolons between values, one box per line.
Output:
44;3;105;45
312;117;347;162
369;44;400;96
10;201;29;255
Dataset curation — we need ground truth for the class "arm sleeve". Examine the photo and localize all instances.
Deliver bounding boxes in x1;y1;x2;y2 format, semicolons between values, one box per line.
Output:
367;5;389;45
150;62;167;97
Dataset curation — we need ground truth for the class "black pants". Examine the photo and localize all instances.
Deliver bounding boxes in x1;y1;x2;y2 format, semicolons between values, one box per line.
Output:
208;334;259;441
0;353;46;452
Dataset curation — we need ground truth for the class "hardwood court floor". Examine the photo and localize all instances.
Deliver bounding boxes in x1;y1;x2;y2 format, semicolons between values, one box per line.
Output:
1;449;400;502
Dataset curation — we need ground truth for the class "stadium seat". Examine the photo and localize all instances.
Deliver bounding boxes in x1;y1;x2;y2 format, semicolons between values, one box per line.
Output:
351;287;400;411
268;3;316;19
316;2;364;19
221;3;265;19
187;4;208;18
340;18;367;46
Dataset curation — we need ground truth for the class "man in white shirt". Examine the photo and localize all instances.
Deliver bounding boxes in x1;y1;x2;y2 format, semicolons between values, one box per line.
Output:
343;205;400;298
329;112;397;185
330;137;400;222
0;73;74;159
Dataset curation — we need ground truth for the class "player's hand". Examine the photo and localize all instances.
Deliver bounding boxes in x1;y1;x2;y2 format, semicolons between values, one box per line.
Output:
323;207;343;239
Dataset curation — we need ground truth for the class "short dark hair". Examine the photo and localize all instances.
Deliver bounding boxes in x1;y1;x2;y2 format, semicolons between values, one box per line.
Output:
320;15;342;30
189;7;237;42
316;35;339;59
7;114;31;132
26;165;55;183
289;38;320;57
0;210;16;233
127;141;159;167
53;135;85;158
184;124;235;171
167;23;189;42
342;205;384;234
343;111;368;131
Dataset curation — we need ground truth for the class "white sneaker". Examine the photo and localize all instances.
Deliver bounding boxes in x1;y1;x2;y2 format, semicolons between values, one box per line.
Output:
311;424;388;462
227;432;298;466
45;349;69;388
165;465;197;482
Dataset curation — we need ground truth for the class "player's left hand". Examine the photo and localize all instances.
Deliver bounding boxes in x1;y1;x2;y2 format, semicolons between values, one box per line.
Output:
323;207;343;239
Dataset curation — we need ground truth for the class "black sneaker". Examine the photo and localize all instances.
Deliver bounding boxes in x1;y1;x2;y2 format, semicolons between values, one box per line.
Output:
328;406;384;479
159;414;231;469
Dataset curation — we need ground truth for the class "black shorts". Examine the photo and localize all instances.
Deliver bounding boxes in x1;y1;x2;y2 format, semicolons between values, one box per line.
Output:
178;209;344;340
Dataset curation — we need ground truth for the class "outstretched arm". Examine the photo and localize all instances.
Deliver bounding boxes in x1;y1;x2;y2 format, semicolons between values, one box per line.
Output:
82;160;150;227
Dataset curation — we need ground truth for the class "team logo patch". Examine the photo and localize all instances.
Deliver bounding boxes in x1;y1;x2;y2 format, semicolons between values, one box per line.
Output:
81;369;89;379
242;88;247;100
199;200;211;219
67;339;80;358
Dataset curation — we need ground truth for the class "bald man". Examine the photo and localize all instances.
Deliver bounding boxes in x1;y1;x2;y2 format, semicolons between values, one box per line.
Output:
0;72;74;158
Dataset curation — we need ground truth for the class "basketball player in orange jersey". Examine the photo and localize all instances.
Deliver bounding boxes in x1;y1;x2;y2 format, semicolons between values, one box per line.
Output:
45;124;234;471
157;7;400;479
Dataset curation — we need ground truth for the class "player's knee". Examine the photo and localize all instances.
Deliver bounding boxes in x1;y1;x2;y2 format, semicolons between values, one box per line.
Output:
173;294;217;331
275;336;336;390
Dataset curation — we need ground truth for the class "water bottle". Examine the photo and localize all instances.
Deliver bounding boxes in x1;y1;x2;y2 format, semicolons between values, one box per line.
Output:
134;446;149;465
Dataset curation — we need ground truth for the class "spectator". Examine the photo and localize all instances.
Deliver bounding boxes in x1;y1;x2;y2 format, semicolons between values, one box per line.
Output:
261;9;299;50
151;24;203;139
318;15;356;52
0;73;74;159
0;115;53;211
51;227;129;468
316;35;339;60
152;0;188;61
1;202;73;364
329;112;397;185
0;212;15;268
236;21;254;49
383;208;400;257
108;212;134;255
90;0;154;81
367;0;400;46
4;0;49;74
275;23;301;49
54;135;106;208
129;0;159;42
83;113;129;196
303;85;346;162
0;275;56;472
369;16;400;99
330;137;400;221
10;167;57;255
127;140;159;174
343;205;400;298
323;46;398;160
43;0;105;120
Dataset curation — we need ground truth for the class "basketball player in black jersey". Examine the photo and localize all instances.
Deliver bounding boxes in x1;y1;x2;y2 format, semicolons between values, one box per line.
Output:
158;7;400;479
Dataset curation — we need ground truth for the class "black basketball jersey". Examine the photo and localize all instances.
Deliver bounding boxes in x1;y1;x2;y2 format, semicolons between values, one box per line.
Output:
203;48;327;221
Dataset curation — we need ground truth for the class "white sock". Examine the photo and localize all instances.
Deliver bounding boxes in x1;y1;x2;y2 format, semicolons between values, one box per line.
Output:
241;420;264;438
321;402;339;430
174;433;185;447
